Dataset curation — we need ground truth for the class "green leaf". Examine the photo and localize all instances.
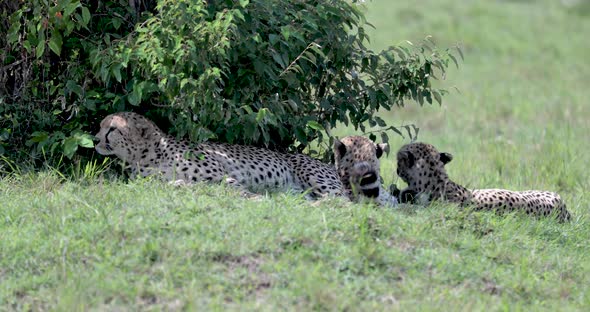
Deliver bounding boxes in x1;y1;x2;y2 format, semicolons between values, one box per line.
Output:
308;43;325;59
81;6;91;26
456;45;464;60
63;1;80;18
48;31;63;56
63;137;79;159
261;127;270;143
286;99;298;112
391;46;406;60
29;131;49;143
76;133;95;148
302;51;316;65
256;108;268;123
66;80;84;98
449;53;459;68
269;34;279;45
294;127;307;144
390;126;403;138
35;40;45;58
424;90;432;104
281;26;291;41
374;116;387;127
411;125;420;141
111;63;122;83
380;132;389;145
0;129;10;141
121;48;132;67
306;120;323;131
112;18;122;30
128;91;140;106
241;106;254;115
128;82;145;106
22;40;32;53
243;121;256;139
432;90;442;105
272;52;286;68
403;125;414;139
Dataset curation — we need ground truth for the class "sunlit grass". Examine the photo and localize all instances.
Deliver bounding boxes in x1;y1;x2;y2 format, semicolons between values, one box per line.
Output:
1;173;587;310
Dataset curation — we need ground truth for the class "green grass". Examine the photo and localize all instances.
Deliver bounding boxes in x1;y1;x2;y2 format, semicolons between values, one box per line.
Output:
2;173;588;310
1;0;589;310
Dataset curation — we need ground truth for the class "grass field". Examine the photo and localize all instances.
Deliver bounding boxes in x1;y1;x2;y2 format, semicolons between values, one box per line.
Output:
2;0;589;310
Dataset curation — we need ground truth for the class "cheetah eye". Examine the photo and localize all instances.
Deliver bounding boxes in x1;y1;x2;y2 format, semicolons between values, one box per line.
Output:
406;152;416;167
105;126;118;137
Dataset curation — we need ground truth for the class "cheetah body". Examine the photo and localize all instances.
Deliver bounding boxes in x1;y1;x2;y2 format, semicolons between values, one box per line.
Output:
95;112;396;206
95;112;343;198
394;142;570;221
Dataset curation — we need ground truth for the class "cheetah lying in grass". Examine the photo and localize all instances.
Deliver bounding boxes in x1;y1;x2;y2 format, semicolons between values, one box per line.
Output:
392;142;571;221
95;112;396;206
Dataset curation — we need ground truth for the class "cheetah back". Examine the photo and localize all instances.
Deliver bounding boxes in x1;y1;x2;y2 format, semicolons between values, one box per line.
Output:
472;189;570;221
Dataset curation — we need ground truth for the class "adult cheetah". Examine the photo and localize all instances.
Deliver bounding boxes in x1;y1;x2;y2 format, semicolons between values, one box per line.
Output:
95;112;396;205
392;142;570;221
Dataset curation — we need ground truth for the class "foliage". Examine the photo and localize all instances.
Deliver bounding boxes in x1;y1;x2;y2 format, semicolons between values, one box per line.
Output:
1;0;460;165
1;0;156;164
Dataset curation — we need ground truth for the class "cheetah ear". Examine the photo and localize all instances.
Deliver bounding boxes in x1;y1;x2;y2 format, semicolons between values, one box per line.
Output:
334;139;347;158
110;115;127;128
109;115;129;135
375;143;389;158
439;152;453;165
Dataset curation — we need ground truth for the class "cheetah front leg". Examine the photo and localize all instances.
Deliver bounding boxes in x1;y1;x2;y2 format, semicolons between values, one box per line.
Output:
389;184;421;204
224;176;264;199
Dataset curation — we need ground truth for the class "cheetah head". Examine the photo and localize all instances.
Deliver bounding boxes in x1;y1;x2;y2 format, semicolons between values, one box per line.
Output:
333;136;389;197
95;112;161;162
396;142;453;189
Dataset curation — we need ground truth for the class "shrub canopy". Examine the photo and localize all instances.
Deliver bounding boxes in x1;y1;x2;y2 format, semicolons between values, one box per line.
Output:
1;0;460;164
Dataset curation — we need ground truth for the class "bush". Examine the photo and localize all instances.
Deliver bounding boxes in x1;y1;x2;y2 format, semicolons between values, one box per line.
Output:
1;0;461;165
1;0;157;163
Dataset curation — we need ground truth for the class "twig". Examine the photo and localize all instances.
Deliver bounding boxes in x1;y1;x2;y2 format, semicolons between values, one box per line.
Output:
0;59;24;73
279;42;321;77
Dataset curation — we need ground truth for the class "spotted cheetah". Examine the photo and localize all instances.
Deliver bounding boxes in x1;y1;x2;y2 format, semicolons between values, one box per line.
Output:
392;142;571;221
95;112;395;206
